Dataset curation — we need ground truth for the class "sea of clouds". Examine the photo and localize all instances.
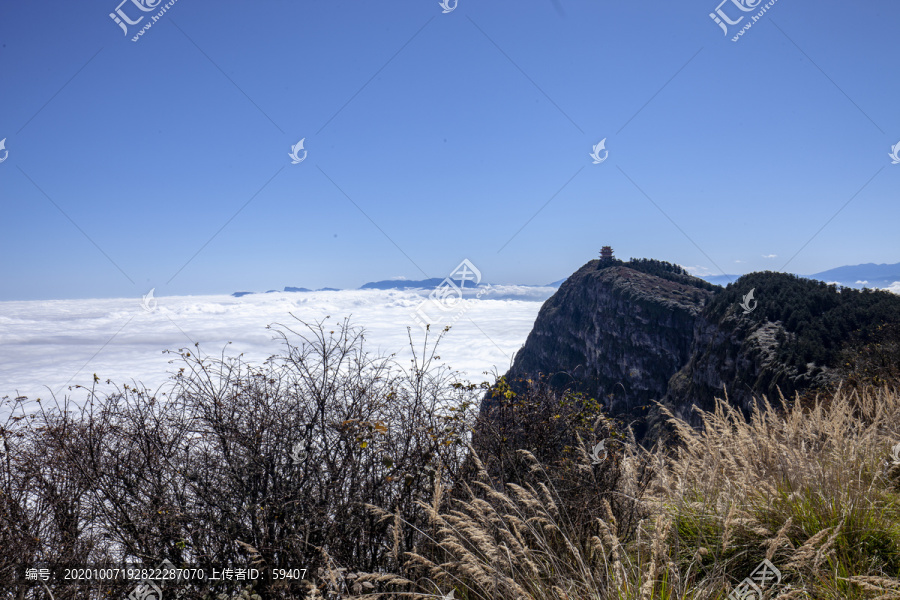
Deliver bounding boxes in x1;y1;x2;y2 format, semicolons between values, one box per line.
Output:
0;286;555;408
5;281;897;412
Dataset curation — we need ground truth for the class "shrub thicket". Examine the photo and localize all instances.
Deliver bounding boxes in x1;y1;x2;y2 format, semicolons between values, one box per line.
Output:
1;318;478;600
624;258;720;292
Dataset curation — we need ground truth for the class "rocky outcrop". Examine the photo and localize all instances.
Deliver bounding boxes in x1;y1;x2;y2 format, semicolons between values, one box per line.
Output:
496;260;715;438
662;276;840;426
490;260;900;441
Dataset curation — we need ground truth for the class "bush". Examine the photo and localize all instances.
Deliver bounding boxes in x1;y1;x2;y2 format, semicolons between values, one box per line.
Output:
0;318;479;600
474;376;652;545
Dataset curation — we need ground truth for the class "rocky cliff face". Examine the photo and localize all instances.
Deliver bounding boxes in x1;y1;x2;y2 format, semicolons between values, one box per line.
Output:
491;260;898;440
498;260;715;437
662;310;831;427
662;273;846;425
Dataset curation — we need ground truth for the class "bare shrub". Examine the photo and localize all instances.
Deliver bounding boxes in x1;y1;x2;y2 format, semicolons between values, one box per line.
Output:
0;318;479;599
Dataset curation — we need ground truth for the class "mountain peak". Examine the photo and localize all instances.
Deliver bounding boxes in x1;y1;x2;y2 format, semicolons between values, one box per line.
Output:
485;257;900;442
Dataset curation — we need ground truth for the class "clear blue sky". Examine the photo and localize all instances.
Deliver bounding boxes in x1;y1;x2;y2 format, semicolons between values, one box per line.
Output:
1;0;898;300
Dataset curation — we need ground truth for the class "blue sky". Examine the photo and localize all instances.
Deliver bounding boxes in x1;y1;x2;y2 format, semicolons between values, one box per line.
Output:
1;0;898;300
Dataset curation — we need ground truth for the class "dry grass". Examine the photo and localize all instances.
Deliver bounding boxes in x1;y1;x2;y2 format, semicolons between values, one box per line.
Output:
363;385;900;600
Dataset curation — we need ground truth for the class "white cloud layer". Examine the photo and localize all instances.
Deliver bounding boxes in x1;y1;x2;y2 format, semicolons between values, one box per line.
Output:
0;288;553;406
7;282;894;411
682;265;713;277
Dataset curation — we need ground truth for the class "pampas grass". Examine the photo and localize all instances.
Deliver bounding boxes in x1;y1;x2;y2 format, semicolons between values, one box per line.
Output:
362;385;900;600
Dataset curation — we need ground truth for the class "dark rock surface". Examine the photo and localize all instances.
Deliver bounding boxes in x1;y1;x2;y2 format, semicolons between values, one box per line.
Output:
501;261;712;434
490;258;900;441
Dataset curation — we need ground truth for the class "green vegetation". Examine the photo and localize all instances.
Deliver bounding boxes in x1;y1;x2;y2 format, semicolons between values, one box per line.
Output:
375;385;900;600
840;322;900;389
595;257;720;292
705;272;900;370
623;258;720;292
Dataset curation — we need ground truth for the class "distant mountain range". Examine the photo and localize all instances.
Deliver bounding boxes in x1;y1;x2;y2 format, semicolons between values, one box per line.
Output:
232;287;340;297
231;262;899;298
807;262;900;288
698;262;900;290
359;278;451;290
231;280;557;297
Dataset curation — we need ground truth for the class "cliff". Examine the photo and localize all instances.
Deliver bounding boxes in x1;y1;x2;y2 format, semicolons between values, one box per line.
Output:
496;259;715;438
489;259;900;441
665;271;900;423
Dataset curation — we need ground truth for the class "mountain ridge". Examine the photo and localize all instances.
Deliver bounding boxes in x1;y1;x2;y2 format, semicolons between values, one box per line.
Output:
488;257;900;441
696;261;900;289
229;261;899;298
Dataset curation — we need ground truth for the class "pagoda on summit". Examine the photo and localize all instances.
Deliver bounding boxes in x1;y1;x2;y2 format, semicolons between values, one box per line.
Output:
599;246;615;261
